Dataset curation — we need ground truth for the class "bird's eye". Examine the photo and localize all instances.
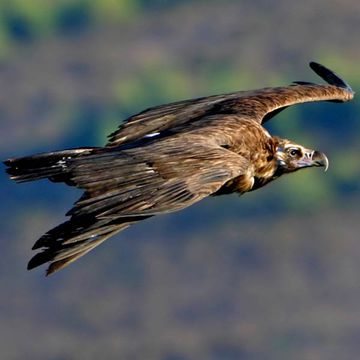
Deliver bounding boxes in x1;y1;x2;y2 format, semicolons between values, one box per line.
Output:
289;148;301;157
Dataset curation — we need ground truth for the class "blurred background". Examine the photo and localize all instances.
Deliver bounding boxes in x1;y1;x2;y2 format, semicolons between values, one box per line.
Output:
0;1;359;359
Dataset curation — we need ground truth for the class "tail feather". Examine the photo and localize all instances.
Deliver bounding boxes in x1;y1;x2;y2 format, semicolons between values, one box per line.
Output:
4;148;96;184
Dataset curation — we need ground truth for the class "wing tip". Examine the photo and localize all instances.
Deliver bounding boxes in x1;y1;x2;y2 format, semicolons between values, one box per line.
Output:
27;252;46;271
27;263;61;277
27;251;73;276
309;61;354;95
3;158;12;167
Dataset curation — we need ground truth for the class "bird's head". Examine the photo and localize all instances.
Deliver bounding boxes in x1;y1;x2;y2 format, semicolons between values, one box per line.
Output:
275;139;329;174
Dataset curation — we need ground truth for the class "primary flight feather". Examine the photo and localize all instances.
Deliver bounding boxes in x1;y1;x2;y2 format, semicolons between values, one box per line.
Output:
4;62;354;275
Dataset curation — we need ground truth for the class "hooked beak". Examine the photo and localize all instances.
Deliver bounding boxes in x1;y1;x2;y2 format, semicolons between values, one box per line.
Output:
304;150;329;172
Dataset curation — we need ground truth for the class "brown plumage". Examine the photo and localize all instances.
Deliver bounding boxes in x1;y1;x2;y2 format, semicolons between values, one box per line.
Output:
4;62;354;275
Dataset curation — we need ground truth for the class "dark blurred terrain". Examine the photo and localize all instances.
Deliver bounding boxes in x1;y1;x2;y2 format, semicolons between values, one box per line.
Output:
0;1;359;359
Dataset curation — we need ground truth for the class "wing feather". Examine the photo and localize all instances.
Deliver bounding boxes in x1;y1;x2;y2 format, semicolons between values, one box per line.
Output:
107;62;354;147
29;141;247;274
106;94;234;147
25;62;354;275
70;142;248;218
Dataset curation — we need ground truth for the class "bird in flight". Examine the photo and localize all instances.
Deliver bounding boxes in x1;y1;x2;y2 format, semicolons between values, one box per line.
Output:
4;62;354;275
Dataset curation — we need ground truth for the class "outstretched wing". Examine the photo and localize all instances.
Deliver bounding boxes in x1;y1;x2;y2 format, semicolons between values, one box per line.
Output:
107;62;354;147
248;62;354;124
29;140;248;275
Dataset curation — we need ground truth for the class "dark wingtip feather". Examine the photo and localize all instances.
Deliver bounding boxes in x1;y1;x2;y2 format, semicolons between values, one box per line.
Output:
27;259;60;276
27;251;48;270
32;240;44;250
3;159;16;176
309;61;354;93
31;233;52;249
3;158;12;166
28;251;59;276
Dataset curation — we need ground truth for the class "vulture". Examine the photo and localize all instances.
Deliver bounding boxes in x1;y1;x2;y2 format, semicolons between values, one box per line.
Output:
4;62;354;275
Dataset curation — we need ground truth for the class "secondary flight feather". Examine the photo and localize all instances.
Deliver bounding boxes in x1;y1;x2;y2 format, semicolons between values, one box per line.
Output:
4;62;354;275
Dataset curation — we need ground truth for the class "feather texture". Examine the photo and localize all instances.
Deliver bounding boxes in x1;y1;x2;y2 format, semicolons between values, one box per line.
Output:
107;62;353;147
3;62;354;275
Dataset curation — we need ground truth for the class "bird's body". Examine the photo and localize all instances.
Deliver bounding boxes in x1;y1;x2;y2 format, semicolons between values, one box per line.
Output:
4;62;354;275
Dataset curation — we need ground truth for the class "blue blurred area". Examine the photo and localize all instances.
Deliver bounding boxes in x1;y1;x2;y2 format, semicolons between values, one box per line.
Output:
0;1;360;359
